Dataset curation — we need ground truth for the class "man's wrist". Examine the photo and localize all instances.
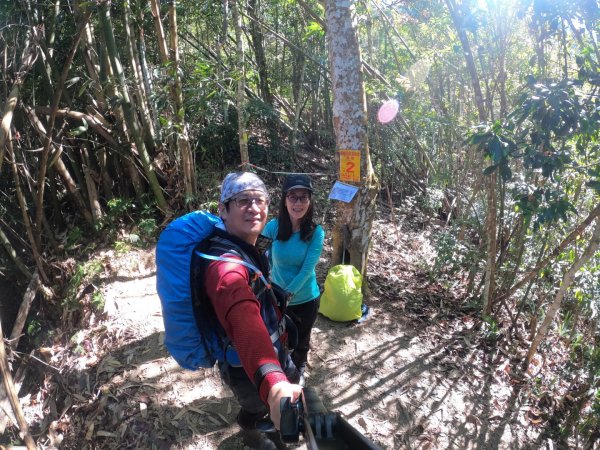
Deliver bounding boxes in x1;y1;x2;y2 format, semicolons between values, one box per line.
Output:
259;370;289;404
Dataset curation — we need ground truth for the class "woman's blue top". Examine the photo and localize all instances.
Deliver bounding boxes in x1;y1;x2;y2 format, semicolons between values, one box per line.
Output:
262;219;325;306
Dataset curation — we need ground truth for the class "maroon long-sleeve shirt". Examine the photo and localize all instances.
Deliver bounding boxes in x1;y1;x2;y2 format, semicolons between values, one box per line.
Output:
205;255;288;404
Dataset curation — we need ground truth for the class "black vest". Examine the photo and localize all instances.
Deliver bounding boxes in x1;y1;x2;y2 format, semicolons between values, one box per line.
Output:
191;228;288;368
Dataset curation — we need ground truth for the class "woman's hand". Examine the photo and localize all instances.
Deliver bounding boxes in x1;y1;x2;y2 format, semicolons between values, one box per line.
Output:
267;381;303;430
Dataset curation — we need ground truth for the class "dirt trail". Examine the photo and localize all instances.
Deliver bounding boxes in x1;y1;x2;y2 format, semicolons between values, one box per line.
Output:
17;216;545;449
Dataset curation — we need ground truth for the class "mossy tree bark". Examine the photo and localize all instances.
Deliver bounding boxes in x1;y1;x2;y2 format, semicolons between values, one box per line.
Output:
325;0;379;282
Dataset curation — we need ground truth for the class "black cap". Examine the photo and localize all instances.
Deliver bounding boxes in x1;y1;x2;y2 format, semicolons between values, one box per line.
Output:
282;174;313;193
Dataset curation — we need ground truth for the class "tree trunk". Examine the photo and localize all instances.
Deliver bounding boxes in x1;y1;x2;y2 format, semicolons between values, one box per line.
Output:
74;0;106;109
81;146;103;222
149;0;195;202
248;0;273;106
9;271;40;347
482;172;498;315
96;30;145;200
36;107;116;145
218;0;229;124
149;0;169;62
137;4;160;138
0;83;20;173
25;107;95;225
47;0;60;58
291;57;307;156
325;0;378;281
247;0;280;156
0;224;32;279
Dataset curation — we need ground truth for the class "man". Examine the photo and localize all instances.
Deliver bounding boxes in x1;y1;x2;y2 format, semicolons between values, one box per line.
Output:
199;172;302;434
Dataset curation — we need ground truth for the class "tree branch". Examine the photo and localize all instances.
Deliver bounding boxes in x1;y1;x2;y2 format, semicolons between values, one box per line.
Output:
497;203;600;304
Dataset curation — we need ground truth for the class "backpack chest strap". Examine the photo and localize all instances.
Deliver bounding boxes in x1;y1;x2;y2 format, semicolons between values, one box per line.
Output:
194;250;271;288
270;318;286;344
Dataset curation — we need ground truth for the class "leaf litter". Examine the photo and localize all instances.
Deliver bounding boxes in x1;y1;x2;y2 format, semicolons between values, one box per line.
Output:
5;207;593;449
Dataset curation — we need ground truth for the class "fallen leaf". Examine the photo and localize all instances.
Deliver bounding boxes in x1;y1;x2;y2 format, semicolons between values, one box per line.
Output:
173;408;187;421
96;430;118;437
140;402;148;418
358;417;368;430
85;422;94;440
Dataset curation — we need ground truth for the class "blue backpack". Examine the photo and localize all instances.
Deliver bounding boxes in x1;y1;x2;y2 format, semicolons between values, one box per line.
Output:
156;211;222;369
157;210;291;371
157;210;266;370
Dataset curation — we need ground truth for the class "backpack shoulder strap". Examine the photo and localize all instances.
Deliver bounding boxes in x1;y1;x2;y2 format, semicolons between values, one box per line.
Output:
197;236;271;288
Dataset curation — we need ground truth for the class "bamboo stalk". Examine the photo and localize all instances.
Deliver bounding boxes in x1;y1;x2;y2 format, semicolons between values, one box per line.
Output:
35;10;93;253
0;225;32;279
0;320;36;450
0;27;38;172
7;138;47;281
98;0;167;211
0;84;20;172
9;272;40;348
25;107;95;225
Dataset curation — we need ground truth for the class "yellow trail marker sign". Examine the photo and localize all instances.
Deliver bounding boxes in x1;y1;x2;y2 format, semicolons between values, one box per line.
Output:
339;150;361;183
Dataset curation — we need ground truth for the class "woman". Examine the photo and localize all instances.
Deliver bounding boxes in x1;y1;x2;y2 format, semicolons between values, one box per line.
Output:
263;174;324;383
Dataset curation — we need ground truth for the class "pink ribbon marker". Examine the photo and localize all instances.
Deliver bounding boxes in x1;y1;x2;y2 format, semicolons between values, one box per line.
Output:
377;99;399;124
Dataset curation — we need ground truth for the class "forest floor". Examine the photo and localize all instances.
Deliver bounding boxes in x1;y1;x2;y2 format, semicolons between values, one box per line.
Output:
6;205;579;449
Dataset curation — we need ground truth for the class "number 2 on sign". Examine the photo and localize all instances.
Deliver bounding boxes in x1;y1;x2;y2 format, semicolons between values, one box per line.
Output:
339;149;361;182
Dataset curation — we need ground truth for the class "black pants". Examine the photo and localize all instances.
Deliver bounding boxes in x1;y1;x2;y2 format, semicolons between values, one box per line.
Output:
220;364;268;416
288;297;320;370
219;354;299;417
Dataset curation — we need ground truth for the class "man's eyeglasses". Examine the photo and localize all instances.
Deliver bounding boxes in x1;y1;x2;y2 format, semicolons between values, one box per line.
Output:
231;196;269;209
286;194;310;204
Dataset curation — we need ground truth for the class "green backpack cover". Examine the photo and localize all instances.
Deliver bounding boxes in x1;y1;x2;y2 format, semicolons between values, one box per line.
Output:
319;264;363;321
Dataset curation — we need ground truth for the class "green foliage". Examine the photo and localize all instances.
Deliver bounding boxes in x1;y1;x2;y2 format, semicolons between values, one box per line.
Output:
66;227;84;250
304;21;324;39
201;201;219;215
482;315;501;343
468;72;599;237
68;117;88;137
64;260;104;308
533;197;576;231
138;218;157;238
97;195;158;247
468;122;517;182
582;388;600;439
559;318;600;441
27;318;41;336
106;198;133;220
114;240;132;254
421;186;444;214
70;330;86;355
432;226;479;279
556;311;573;338
92;291;105;311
